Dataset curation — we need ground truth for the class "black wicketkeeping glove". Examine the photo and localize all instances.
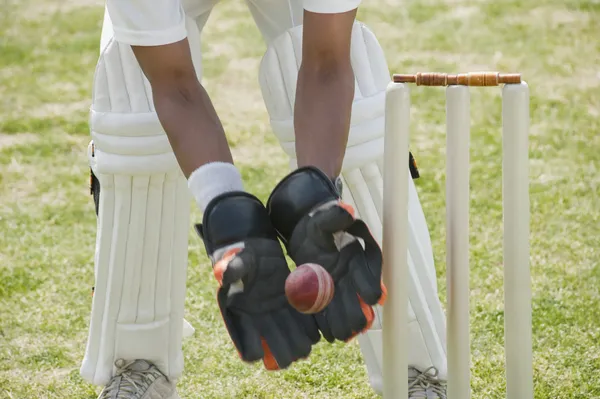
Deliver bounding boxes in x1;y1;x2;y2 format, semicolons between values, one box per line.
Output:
266;167;386;343
196;191;320;370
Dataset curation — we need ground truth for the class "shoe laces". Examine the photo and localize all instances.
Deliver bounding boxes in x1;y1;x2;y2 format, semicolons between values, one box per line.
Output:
408;366;447;398
99;359;163;399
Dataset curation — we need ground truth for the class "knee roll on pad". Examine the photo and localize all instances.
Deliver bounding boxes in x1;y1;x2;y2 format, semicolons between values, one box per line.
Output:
80;14;202;386
258;22;448;392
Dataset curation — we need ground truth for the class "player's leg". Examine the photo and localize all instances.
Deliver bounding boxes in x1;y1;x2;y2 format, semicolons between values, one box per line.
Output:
247;1;447;395
81;2;216;396
87;0;320;384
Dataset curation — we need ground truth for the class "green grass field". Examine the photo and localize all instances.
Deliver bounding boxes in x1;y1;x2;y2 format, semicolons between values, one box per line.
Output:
1;0;599;398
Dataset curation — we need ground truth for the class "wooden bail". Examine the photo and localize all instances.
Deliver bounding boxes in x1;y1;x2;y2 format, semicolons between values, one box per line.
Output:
393;72;521;86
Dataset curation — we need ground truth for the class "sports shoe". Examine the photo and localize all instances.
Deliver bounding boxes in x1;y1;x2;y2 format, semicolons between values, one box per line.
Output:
97;359;179;399
408;366;447;399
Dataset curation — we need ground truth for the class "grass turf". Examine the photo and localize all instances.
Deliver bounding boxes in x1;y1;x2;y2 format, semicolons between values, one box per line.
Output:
1;0;599;397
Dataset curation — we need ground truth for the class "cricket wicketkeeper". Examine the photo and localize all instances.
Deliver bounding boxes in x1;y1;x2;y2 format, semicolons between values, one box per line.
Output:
82;0;448;397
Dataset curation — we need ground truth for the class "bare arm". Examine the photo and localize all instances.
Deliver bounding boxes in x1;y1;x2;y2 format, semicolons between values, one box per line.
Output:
132;40;233;177
294;9;357;179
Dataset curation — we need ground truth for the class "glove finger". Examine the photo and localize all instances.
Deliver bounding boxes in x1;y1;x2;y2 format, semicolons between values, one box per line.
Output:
310;202;355;235
344;296;376;343
346;220;383;279
259;315;294;370
277;309;314;361
314;312;334;343
324;288;354;341
350;253;382;305
339;279;368;338
290;309;321;345
358;296;376;332
235;312;264;363
216;295;246;359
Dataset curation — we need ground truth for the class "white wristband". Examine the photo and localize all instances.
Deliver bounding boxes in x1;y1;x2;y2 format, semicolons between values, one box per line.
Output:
188;162;245;212
303;0;361;14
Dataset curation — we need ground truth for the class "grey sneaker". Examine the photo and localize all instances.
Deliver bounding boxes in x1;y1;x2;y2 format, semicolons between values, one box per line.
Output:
408;366;447;399
98;359;179;399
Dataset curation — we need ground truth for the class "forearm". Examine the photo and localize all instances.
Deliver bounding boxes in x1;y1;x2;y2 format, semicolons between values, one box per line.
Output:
153;80;233;178
294;62;355;179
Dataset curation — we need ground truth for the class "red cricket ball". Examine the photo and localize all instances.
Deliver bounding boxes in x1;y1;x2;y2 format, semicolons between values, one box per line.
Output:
285;263;335;314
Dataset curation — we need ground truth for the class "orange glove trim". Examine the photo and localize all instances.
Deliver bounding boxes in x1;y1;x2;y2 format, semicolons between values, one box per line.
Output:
261;338;280;371
337;200;356;218
378;281;388;306
213;247;242;286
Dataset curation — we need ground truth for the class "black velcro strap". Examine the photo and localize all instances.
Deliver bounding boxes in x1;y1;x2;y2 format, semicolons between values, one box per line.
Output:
90;169;100;217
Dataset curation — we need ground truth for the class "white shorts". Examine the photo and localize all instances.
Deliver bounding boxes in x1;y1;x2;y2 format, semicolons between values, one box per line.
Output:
107;0;362;46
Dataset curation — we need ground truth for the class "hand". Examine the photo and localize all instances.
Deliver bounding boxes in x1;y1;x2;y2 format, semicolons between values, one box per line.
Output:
267;167;386;342
196;192;320;369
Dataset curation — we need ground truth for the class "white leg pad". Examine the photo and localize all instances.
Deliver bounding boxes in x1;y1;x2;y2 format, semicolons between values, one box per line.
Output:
80;11;202;386
343;166;448;393
258;22;448;394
